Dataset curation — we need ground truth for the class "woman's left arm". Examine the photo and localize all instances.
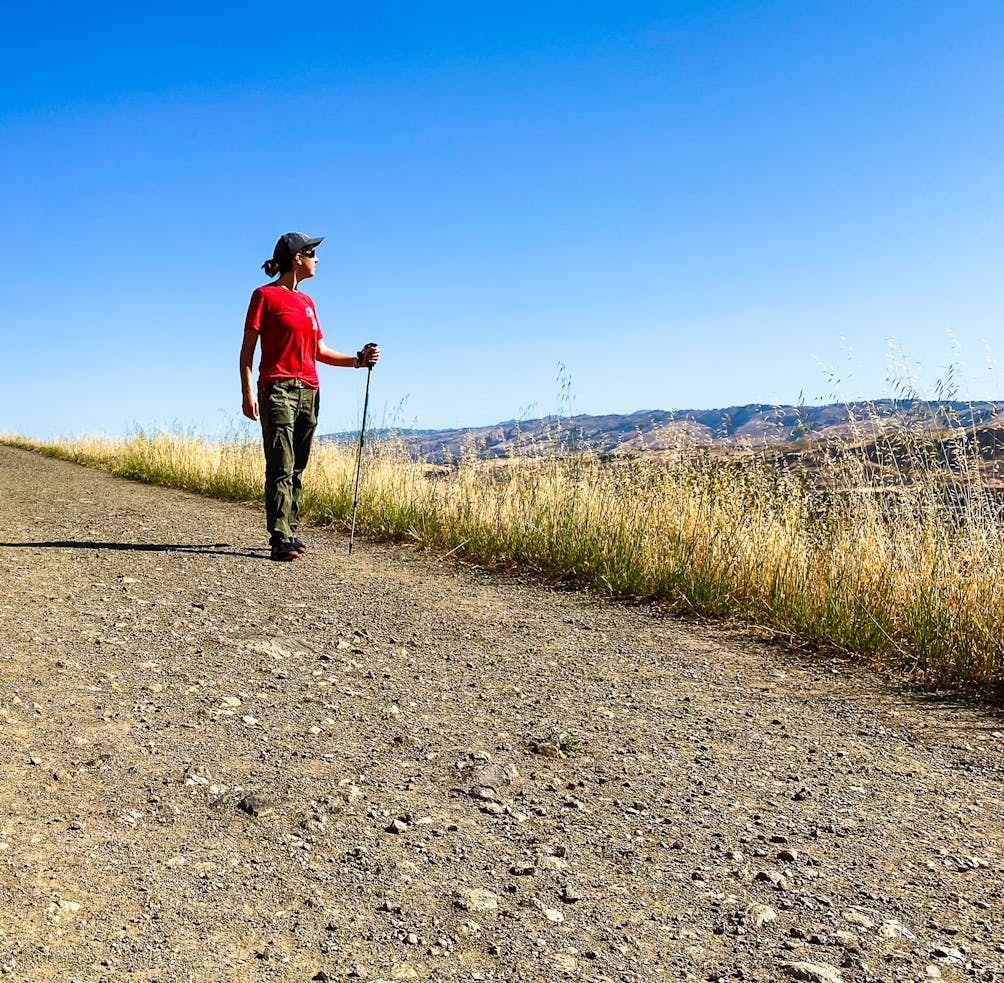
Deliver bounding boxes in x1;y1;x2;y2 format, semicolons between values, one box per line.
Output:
316;339;380;368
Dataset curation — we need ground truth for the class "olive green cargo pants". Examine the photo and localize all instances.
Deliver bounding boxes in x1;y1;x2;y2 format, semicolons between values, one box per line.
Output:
259;380;319;545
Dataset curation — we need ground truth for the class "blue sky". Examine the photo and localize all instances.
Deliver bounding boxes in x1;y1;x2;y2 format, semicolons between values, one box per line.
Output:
3;1;1003;438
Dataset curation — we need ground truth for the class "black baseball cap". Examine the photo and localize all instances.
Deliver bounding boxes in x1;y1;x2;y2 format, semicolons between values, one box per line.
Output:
272;232;324;265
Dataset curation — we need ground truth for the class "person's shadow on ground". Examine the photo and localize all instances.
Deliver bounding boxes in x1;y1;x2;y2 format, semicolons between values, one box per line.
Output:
0;540;265;558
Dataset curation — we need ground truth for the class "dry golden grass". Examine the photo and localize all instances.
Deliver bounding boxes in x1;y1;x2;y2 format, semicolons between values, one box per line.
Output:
4;425;1002;693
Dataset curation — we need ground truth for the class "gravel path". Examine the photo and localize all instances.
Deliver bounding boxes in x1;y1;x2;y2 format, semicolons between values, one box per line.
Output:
0;444;1001;983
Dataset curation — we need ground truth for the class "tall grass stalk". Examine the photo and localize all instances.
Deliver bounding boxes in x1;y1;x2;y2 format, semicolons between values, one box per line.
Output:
4;427;1002;691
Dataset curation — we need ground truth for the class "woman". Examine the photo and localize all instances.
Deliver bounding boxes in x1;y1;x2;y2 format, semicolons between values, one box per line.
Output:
240;232;379;561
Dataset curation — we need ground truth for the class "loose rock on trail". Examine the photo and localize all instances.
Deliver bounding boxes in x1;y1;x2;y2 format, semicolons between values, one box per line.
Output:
0;444;1001;982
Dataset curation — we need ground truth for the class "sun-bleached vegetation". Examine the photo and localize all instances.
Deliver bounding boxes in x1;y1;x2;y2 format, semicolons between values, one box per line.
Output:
5;414;1003;693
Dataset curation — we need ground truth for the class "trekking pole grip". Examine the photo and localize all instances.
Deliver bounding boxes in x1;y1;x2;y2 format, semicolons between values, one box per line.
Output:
356;341;379;369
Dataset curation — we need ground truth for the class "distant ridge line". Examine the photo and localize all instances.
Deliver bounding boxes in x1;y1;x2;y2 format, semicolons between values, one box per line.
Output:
320;399;1004;461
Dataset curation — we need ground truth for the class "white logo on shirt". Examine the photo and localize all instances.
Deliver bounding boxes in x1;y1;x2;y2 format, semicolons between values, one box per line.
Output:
305;306;319;332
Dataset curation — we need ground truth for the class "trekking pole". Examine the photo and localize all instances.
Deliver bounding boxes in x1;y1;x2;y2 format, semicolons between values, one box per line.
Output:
349;343;377;555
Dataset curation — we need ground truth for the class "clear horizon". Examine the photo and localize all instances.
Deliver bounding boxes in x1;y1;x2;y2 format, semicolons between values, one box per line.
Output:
3;2;1003;440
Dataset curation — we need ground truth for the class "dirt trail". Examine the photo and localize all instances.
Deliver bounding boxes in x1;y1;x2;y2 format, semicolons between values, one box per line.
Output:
0;444;1001;983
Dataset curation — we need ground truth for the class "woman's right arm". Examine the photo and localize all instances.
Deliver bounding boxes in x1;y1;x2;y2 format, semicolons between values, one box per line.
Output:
240;327;259;420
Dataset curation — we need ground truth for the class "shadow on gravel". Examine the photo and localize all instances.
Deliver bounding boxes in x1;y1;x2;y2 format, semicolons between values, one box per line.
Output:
911;687;1004;718
0;540;265;558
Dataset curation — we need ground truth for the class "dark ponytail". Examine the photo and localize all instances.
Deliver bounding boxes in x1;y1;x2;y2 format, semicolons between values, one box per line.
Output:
262;258;283;277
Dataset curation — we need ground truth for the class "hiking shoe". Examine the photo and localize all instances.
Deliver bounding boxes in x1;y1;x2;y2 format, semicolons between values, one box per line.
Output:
269;540;299;562
291;537;308;554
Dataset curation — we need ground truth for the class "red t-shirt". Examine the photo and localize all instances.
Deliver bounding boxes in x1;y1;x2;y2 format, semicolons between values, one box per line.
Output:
245;284;324;389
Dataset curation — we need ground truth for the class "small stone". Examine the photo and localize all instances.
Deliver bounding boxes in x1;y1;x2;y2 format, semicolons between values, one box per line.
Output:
539;855;570;873
533;742;560;758
454;888;500;913
530;897;564;924
777;848;799;863
780;961;845;983
338;782;362;806
559;882;583;904
385;819;409;834
237;794;274;818
241;716;259;727
470;762;522;794
925;966;942;979
931;946;964;961
552;953;577;974
842;909;874;930
756;870;791;891
509;863;535;876
184;764;212;786
879;919;915;940
746;903;778;929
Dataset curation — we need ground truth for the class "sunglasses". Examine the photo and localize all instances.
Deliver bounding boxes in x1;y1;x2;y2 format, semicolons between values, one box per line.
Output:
300;249;316;258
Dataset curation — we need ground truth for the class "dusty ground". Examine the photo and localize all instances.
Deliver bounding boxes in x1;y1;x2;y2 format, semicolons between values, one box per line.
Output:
0;444;1001;983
